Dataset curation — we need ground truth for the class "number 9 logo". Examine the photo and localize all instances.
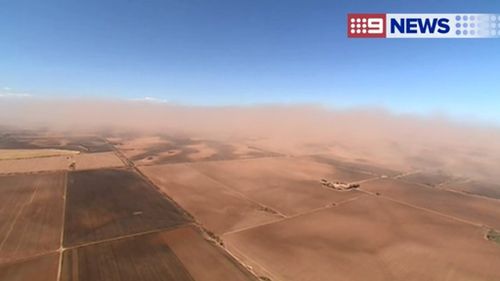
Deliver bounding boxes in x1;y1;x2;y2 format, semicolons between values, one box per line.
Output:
368;18;384;34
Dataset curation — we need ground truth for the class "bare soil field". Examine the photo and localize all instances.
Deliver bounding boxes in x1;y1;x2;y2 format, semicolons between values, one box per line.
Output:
312;154;402;177
361;178;500;230
441;180;500;200
0;133;48;150
0;172;65;263
66;136;114;152
0;253;59;281
109;136;171;160
224;196;500;281
0;156;71;174
114;135;280;165
71;151;124;170
61;226;256;281
189;157;372;216
62;232;194;281
397;171;500;200
0;134;113;153
0;151;124;174
399;170;457;187
63;168;189;247
160;226;257;281
0;149;79;160
140;164;281;234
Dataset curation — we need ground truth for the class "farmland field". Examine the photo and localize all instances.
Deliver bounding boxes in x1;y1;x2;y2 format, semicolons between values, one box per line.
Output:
0;134;113;153
63;168;190;246
114;135;280;166
0;172;65;263
224;195;500;281
0;151;124;175
160;226;257;281
62;232;195;281
0;149;79;160
140;163;281;234
398;170;456;187
0;156;72;174
361;178;500;230
71;151;124;170
311;154;402;177
0;253;59;281
442;180;500;200
61;226;257;281
189;157;372;216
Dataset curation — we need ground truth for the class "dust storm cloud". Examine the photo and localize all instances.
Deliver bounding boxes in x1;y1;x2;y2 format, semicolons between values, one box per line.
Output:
1;97;499;182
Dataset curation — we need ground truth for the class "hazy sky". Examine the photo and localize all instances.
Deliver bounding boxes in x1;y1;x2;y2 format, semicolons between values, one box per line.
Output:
1;0;500;123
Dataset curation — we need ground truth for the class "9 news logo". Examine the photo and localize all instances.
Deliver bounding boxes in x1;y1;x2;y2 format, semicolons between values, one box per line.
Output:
348;13;500;39
348;14;386;38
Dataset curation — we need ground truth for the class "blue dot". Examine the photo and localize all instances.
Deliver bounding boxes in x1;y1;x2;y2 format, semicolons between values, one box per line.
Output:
456;30;461;35
463;23;468;28
463;15;468;20
471;30;475;35
456;15;461;21
470;23;475;28
470;15;476;21
463;30;468;35
456;23;461;28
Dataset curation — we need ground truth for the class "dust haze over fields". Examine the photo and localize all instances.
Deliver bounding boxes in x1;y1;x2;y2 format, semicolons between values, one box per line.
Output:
1;97;500;183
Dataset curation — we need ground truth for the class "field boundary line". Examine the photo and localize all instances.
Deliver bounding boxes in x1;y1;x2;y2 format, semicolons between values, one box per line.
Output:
57;171;68;281
223;194;366;236
392;169;421;179
225;243;284;281
397;177;500;204
437;185;500;203
110;145;135;168
0;151;80;162
66;222;194;250
376;176;500;219
0;175;41;252
0;251;59;267
358;189;485;228
222;218;285;237
188;165;287;218
0;169;69;177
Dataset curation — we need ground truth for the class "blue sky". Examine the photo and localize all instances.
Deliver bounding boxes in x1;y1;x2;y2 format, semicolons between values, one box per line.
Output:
1;0;499;123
